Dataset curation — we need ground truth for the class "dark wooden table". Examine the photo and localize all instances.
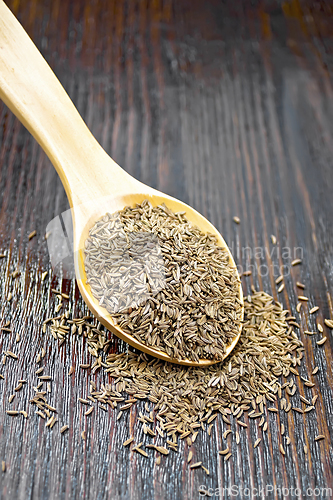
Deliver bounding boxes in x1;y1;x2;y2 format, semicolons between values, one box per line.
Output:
0;0;333;498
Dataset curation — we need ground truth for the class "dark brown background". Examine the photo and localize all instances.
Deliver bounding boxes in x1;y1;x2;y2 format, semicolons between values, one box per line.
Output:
0;0;333;499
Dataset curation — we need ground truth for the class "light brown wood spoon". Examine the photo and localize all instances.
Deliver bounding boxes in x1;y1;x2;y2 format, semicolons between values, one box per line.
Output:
0;0;243;366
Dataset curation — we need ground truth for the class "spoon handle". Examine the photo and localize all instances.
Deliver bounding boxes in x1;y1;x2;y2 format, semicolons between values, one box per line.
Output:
0;0;123;206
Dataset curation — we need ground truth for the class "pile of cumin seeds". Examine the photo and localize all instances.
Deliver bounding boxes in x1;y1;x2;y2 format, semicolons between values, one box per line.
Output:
45;288;319;458
101;291;305;437
84;200;242;362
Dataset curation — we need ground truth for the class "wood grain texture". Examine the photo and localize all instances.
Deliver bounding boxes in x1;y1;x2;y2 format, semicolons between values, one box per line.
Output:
0;0;332;498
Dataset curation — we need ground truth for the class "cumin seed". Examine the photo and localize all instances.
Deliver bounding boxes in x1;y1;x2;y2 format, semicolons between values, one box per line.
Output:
190;462;202;469
123;438;134;446
254;438;261;448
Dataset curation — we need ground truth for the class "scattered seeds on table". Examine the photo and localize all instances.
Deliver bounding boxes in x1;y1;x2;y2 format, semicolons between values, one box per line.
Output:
0;327;11;333
84;201;243;363
38;274;328;472
324;319;333;329
300;395;311;405
46;416;55;427
28;230;37;240
55;303;62;313
78;398;90;405
6;351;18;360
312;395;318;405
291;259;302;266
119;403;133;411
123;438;134;447
190;462;202;469
133;447;148;458
156;446;169;456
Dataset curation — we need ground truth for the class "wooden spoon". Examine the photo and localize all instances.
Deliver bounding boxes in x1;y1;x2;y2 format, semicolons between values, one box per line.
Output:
0;0;243;366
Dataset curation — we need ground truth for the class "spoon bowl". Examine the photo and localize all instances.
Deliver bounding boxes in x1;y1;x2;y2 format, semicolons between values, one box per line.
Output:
75;191;244;366
0;0;243;366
